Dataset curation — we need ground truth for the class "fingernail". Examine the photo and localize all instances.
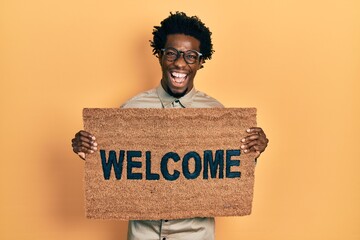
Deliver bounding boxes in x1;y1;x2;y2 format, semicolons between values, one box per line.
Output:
241;139;246;142
93;142;98;147
90;150;94;153
78;152;86;159
91;136;96;140
247;129;251;133
92;146;97;150
244;149;248;153
241;145;245;149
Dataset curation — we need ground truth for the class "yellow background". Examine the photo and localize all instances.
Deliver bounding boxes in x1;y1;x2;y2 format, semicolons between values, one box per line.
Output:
1;0;359;239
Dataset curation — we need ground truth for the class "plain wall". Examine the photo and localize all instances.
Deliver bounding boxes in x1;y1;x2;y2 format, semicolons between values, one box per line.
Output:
1;0;359;239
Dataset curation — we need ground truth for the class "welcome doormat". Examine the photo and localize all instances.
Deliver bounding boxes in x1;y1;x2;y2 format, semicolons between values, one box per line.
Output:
83;108;257;220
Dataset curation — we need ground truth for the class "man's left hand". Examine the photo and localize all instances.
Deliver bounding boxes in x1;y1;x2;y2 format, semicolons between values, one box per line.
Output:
241;127;269;159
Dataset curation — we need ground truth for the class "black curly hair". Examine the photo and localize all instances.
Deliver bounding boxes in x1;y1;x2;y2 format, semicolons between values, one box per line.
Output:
150;12;214;60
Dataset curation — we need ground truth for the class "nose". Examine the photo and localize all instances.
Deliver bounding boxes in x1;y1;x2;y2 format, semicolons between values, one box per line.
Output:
173;52;187;68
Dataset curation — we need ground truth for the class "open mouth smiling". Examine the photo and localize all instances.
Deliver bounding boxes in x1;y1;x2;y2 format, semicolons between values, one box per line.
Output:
170;71;188;84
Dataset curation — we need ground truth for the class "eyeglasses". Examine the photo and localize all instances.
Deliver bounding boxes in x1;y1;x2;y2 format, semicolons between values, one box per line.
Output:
161;47;203;64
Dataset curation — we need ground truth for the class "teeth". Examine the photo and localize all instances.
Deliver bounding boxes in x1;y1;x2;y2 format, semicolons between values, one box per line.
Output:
171;72;187;78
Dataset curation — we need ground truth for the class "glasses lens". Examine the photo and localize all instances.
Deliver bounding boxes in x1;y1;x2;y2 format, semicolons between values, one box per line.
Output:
163;49;178;61
184;51;199;64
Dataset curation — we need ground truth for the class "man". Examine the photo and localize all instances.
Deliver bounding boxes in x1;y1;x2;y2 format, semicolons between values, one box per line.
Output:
72;12;269;240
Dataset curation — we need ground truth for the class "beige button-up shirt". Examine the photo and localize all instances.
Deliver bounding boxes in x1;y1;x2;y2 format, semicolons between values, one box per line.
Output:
121;85;224;240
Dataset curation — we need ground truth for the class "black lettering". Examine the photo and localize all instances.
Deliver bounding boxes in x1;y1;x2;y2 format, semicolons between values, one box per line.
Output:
127;150;142;180
100;150;124;180
226;149;241;178
203;150;224;179
145;151;160;180
161;152;180;181
182;151;201;180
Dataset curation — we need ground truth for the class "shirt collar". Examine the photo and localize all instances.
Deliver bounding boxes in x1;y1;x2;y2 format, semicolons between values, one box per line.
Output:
156;84;196;108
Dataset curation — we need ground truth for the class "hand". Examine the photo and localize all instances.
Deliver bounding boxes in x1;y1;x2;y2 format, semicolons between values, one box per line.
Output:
71;130;98;160
241;127;269;159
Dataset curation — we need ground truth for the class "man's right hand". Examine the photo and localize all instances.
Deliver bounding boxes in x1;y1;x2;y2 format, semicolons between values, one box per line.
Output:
71;130;98;160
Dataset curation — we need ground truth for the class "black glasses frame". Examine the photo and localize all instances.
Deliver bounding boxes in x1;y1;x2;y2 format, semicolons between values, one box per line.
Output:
161;47;203;64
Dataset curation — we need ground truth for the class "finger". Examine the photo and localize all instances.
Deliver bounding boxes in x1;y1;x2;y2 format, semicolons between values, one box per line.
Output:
241;139;259;153
243;135;268;152
249;144;262;152
246;127;266;137
241;139;268;153
243;128;265;142
78;135;98;147
76;130;96;141
241;134;259;144
242;147;259;154
73;145;95;154
74;140;98;151
73;133;98;148
79;130;95;138
248;141;267;153
72;137;97;151
246;127;263;132
78;152;86;160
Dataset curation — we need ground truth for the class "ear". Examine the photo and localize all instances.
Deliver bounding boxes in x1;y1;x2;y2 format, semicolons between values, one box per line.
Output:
157;50;163;64
198;58;205;69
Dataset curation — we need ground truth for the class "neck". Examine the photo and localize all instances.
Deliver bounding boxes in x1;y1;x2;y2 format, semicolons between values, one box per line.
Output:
161;81;189;98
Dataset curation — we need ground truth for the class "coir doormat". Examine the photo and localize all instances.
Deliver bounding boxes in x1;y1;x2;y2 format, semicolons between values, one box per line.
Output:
83;108;257;220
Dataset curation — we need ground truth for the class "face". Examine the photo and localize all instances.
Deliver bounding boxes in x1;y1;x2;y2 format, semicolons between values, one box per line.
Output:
159;34;203;98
